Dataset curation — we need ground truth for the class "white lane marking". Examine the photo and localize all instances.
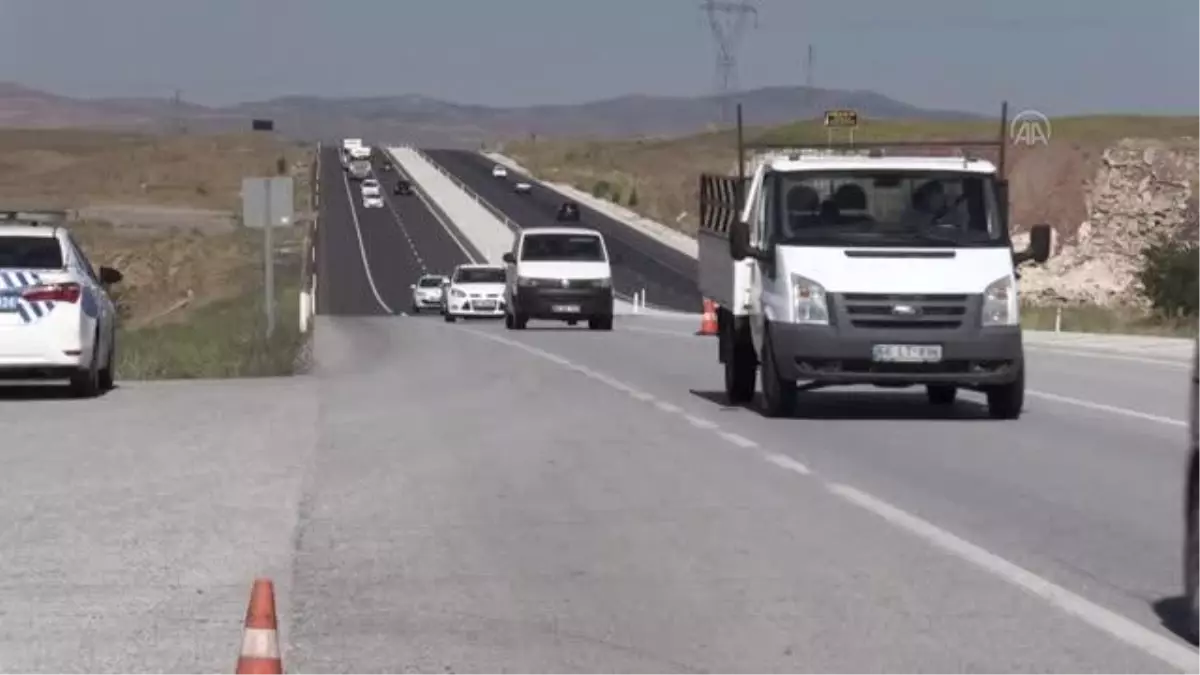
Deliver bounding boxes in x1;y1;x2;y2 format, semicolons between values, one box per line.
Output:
338;169;394;314
721;431;759;449
655;400;683;414
387;148;482;263
1027;389;1187;428
764;453;811;475
826;482;1199;673
465;329;772;453
379;177;428;274
622;324;701;339
1028;345;1190;369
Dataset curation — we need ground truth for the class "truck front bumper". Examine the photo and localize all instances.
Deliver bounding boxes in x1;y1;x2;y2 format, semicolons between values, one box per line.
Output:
768;322;1023;387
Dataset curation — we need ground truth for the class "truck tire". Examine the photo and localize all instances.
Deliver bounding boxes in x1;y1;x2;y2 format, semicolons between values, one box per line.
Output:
986;365;1024;419
927;385;957;405
759;328;796;418
723;322;756;404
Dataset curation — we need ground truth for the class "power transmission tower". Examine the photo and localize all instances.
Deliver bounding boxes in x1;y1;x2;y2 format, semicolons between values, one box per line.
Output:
172;89;187;135
805;44;814;88
700;0;758;126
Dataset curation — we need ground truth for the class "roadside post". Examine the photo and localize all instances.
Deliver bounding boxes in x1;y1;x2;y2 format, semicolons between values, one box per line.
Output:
242;118;293;339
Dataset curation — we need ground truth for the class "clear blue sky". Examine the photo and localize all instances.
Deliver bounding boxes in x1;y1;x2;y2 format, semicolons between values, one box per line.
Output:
0;0;1195;115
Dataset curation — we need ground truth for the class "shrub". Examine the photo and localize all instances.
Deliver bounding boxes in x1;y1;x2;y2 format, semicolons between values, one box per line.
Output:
1136;235;1199;318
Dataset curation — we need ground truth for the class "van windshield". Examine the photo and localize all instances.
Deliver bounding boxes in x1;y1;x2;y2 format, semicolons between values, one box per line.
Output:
770;170;1006;248
520;233;605;262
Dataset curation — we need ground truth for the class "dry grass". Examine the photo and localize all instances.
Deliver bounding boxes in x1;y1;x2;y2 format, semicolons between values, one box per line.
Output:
505;115;1199;242
0;128;315;377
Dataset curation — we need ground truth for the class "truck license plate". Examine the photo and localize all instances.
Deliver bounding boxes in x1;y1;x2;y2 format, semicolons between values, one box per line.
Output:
552;304;581;313
0;296;18;312
872;344;942;363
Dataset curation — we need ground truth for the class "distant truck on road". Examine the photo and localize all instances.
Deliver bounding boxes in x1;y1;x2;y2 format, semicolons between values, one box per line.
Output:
697;102;1052;419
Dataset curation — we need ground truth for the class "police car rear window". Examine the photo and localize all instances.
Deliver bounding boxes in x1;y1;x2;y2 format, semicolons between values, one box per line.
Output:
0;236;63;269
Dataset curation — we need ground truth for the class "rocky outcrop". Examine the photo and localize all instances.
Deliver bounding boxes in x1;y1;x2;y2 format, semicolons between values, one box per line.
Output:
1016;138;1198;306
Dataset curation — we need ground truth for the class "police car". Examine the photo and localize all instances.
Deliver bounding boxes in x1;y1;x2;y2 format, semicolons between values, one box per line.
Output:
0;211;123;397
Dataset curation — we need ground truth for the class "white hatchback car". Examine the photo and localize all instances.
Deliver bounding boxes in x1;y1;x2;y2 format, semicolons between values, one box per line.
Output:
362;194;384;209
0;214;123;397
410;274;448;313
443;264;507;322
491;165;508;178
360;178;381;197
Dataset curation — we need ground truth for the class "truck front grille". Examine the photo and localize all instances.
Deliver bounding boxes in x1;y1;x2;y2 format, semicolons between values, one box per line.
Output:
841;293;969;330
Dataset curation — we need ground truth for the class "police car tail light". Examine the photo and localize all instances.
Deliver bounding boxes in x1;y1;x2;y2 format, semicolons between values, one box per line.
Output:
23;282;81;303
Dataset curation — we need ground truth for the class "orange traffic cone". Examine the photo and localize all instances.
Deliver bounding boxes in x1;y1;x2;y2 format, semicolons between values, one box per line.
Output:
236;579;283;674
697;299;718;336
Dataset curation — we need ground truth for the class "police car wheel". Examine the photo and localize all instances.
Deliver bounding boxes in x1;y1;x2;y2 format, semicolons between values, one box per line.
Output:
69;340;102;398
98;340;115;391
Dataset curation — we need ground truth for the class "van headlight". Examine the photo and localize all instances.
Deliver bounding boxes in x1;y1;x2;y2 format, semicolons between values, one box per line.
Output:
981;275;1017;326
517;276;538;288
590;277;611;289
791;273;829;325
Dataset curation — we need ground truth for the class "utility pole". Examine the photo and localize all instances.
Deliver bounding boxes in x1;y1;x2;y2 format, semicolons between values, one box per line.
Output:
700;0;758;127
172;89;187;135
805;44;814;89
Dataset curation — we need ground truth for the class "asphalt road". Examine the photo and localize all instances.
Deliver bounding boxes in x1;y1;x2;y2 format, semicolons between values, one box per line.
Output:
424;149;702;313
316;146;471;316
286;316;1195;673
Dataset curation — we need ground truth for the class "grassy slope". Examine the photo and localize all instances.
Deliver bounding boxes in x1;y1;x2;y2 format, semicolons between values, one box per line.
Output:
0;129;315;378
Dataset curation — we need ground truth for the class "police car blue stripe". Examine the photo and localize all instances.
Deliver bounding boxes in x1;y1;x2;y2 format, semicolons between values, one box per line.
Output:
0;269;56;323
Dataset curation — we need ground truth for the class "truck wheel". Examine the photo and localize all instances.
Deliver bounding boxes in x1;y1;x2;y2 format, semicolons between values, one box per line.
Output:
927;385;957;405
759;329;796;418
986;365;1024;419
724;327;756;405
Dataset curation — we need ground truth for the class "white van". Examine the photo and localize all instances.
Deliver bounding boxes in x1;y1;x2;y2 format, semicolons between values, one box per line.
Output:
502;227;614;331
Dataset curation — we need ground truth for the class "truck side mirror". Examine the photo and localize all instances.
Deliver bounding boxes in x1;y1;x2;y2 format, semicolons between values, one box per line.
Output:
1014;223;1052;266
729;220;751;261
502;252;515;264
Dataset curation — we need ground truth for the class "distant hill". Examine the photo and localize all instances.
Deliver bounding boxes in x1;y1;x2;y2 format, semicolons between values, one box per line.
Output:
0;82;983;147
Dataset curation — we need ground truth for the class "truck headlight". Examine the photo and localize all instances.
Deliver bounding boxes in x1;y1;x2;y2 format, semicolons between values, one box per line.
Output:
450;288;466;299
981;275;1017;326
791;273;829;325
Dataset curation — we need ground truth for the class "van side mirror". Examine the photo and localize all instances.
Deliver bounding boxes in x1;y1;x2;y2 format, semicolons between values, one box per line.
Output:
98;266;123;285
1014;223;1052;266
502;252;515;264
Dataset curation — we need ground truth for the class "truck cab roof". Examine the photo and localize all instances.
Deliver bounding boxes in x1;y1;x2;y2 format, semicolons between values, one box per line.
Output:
757;154;998;175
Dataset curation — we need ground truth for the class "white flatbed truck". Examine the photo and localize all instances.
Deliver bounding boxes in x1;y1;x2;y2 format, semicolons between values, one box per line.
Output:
697;102;1052;419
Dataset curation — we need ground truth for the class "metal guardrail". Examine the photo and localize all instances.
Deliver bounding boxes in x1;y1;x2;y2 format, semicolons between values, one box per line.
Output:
411;147;522;233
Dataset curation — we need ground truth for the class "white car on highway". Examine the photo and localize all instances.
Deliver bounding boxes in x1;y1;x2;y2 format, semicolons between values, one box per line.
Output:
442;264;507;322
362;194;384;209
410;274;448;313
360;178;381;197
513;180;532;194
491;164;508;178
0;214;123;397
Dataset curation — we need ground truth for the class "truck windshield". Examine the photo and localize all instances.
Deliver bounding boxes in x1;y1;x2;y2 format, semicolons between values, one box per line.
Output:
771;170;1004;247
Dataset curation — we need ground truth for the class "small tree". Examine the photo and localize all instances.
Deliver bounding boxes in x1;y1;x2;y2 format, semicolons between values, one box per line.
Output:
1136;235;1199;318
592;180;611;199
627;187;639;207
